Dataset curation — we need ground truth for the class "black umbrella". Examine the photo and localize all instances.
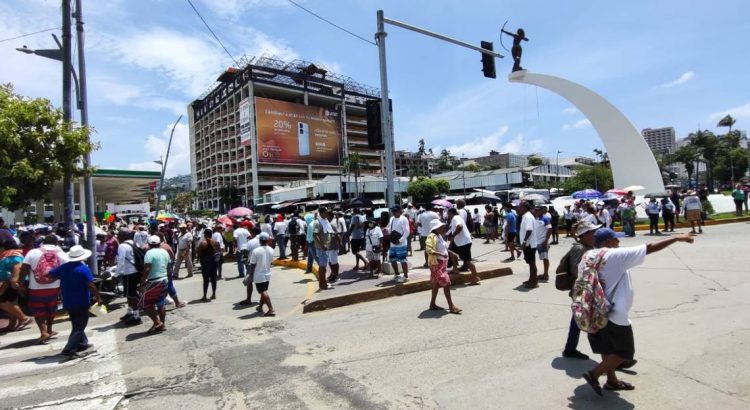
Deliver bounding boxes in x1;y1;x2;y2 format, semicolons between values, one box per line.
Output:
342;197;373;209
644;191;670;198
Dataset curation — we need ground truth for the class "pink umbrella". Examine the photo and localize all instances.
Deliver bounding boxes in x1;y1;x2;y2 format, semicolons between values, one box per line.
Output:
217;215;235;226
431;199;454;208
227;207;253;217
606;189;628;196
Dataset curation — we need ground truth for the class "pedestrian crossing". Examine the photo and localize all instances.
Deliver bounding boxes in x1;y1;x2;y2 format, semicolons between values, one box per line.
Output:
0;323;126;409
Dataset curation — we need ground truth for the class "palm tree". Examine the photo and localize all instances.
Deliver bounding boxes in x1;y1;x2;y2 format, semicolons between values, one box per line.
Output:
670;145;698;187
691;130;719;190
345;152;362;197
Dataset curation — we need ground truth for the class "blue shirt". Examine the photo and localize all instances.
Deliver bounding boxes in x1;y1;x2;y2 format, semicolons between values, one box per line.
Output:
505;212;517;233
49;261;93;310
0;254;23;281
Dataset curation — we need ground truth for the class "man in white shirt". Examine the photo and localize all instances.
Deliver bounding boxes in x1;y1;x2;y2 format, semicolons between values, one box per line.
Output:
233;221;251;277
682;191;703;234
21;234;65;343
174;224;194;279
417;206;440;267
387;205;411;282
518;201;539;288
116;229;142;325
447;208;480;285
581;228;694;396
248;232;276;317
212;226;226;278
274;215;288;260
133;225;149;249
534;206;552;282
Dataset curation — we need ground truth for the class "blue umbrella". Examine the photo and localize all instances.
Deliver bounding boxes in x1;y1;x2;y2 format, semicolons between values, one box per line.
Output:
598;192;620;201
572;189;602;199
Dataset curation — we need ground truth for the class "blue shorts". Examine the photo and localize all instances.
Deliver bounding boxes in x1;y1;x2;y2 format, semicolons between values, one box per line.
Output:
388;245;408;263
316;247;329;267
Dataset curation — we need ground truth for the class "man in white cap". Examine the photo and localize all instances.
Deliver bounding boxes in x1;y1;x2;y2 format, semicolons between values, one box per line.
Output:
48;245;103;358
141;235;170;332
248;232;275;316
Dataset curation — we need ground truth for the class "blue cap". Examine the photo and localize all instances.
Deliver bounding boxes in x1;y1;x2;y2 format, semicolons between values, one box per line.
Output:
390;205;402;212
258;232;270;241
594;228;625;245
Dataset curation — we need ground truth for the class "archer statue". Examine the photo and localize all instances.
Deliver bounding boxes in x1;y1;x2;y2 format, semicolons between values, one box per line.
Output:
501;26;529;72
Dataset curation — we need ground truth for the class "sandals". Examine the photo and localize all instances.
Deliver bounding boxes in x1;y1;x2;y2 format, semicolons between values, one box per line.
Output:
502;257;515;263
147;324;166;333
16;317;33;330
263;311;276;317
449;307;462;315
604;380;635;391
582;371;602;396
429;305;445;311
523;282;539;289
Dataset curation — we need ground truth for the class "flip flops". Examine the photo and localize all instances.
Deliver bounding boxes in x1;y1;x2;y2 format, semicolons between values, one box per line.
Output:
604;380;635;391
582;371;602;396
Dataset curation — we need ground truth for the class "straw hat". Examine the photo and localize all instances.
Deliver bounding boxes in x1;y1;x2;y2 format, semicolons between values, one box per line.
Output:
66;245;92;262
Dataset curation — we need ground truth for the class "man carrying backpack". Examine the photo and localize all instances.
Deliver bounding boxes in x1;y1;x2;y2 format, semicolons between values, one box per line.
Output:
555;221;599;360
21;235;66;344
579;228;694;396
116;229;143;326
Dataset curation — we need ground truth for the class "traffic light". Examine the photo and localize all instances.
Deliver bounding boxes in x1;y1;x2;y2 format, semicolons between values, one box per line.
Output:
366;99;385;149
480;41;496;79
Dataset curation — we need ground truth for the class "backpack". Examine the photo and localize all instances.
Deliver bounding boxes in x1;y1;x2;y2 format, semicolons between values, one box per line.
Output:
123;242;146;273
288;217;299;236
554;243;585;291
570;249;611;333
34;248;61;285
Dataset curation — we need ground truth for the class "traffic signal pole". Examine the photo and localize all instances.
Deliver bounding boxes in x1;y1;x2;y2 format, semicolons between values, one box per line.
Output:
375;10;504;207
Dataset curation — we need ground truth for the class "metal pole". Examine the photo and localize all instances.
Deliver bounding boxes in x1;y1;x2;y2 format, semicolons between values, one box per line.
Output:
383;17;504;59
62;0;74;231
155;115;183;214
74;0;97;272
376;10;395;208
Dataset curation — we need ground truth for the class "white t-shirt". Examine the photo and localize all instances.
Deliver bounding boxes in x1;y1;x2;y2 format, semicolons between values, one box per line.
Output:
365;226;383;252
417;211;439;237
274;221;288;236
600;208;612;226
579;244;647;326
116;240;138;276
260;223;273;237
244;237;260;254
472;212;481;224
177;231;193;250
133;230;149;248
534;217;550;247
458;208;468;223
449;214;472;247
212;232;225;250
388;215;410;247
23;245;64;290
519;212;538;249
583;213;599;225
233;227;250;249
250;245;274;283
297;219;307;236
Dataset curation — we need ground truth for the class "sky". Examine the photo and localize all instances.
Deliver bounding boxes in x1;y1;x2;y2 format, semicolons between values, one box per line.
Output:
1;0;749;178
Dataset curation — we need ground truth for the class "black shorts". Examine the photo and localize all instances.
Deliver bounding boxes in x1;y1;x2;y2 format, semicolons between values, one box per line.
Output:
0;286;19;303
419;236;427;250
453;243;472;262
522;247;536;264
588;322;635;361
255;281;270;293
351;238;365;254
506;232;517;242
122;274;140;299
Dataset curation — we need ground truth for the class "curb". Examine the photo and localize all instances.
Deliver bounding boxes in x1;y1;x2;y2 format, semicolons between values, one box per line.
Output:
302;267;513;313
272;258;319;275
615;215;750;232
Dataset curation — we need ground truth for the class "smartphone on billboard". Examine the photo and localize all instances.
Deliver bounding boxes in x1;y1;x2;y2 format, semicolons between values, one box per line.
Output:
298;122;310;156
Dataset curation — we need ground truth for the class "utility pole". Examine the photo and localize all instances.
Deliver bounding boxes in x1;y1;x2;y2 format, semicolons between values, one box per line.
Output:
74;0;97;272
62;0;74;231
154;115;183;214
375;10;503;207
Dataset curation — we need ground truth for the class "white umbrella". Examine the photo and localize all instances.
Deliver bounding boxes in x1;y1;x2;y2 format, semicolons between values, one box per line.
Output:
622;185;645;192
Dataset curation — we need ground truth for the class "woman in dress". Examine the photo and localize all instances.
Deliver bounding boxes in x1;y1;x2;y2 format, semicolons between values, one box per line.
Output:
425;220;461;314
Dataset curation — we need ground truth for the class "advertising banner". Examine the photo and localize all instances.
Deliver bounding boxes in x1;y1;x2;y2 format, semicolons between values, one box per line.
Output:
239;98;252;147
255;97;341;165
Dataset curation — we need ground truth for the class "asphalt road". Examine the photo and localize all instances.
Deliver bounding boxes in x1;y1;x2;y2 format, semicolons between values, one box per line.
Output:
1;222;749;409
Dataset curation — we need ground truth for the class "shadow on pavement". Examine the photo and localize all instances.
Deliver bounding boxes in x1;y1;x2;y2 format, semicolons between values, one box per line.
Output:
417;309;449;319
0;338;38;350
93;321;130;332
551;356;598;379
513;284;536;292
22;353;71;365
232;301;258;310
125;330;160;342
293;278;314;284
567;384;634;409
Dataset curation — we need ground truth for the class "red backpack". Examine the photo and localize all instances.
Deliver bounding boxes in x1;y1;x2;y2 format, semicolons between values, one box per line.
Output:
34;248;61;285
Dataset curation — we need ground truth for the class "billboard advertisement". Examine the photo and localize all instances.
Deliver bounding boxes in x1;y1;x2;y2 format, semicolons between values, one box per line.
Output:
239;98;252;147
255;97;341;165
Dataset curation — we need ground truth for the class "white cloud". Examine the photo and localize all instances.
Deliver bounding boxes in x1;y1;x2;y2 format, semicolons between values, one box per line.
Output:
708;102;750;121
661;71;695;88
128;122;190;177
91;77;187;116
562;118;592;131
442;126;543;157
200;0;290;19
562;107;578;115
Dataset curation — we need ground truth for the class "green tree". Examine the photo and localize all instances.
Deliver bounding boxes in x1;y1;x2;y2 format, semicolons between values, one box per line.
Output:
527;156;544;166
670;145;698;187
172;191;194;213
562;164;613;192
0;84;96;211
462;163;481;173
406;177;450;201
417;138;426;156
436;149;454;171
218;185;241;212
691;130;719;190
345;152;362;196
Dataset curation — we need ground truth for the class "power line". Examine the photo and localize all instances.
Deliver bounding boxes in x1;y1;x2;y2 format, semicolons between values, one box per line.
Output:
184;0;239;66
286;0;376;46
0;27;61;44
